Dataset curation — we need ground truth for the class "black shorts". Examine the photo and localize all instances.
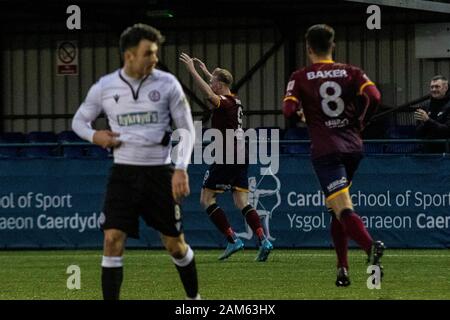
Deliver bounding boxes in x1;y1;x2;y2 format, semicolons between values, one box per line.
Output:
312;152;363;200
101;164;182;238
202;163;249;193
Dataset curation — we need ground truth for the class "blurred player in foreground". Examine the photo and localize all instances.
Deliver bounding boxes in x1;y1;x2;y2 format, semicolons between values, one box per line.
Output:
72;24;199;299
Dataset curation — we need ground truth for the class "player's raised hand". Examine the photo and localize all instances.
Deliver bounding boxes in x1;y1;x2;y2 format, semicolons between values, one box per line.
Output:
193;58;206;70
179;53;196;73
93;130;121;149
193;58;213;80
172;169;190;203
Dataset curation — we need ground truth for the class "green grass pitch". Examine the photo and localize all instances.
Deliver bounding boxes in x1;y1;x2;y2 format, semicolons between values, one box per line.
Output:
0;249;449;300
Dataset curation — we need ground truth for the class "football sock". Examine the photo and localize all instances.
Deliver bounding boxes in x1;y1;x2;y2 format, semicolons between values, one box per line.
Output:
340;209;373;254
241;205;266;241
330;213;349;269
172;246;199;299
101;256;123;300
206;204;236;243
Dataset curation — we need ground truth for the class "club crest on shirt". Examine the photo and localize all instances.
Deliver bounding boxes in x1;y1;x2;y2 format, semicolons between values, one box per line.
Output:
149;90;160;102
113;94;120;103
287;80;295;91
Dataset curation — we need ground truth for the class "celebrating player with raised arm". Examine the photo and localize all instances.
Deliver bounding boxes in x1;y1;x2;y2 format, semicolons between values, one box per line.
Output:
180;53;273;262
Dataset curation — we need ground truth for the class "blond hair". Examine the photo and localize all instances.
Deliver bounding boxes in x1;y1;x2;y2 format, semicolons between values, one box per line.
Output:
213;68;233;86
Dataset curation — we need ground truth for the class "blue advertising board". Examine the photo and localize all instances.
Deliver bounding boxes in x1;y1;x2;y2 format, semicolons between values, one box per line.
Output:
1;155;449;249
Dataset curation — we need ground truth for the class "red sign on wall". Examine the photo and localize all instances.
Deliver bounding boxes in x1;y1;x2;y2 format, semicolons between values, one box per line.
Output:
56;41;78;76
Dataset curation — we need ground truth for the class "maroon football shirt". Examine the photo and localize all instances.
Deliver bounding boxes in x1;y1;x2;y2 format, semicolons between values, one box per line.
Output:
210;94;245;161
211;94;243;132
284;60;376;159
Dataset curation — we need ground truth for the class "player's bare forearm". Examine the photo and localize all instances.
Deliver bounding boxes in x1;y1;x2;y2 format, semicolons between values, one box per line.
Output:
192;71;216;99
180;52;217;101
202;69;213;81
194;58;213;81
185;68;217;105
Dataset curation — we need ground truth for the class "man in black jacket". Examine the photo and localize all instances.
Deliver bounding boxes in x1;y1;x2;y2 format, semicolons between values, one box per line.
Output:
415;75;450;152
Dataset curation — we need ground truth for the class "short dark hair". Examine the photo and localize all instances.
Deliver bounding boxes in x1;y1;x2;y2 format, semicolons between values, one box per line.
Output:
305;24;335;56
119;23;165;56
213;68;233;86
431;75;448;82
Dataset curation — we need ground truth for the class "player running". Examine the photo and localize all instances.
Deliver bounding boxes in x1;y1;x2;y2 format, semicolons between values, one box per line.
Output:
282;24;385;286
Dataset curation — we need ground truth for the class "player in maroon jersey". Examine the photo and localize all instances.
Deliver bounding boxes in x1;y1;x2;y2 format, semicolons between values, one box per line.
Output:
180;52;273;262
282;24;384;286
